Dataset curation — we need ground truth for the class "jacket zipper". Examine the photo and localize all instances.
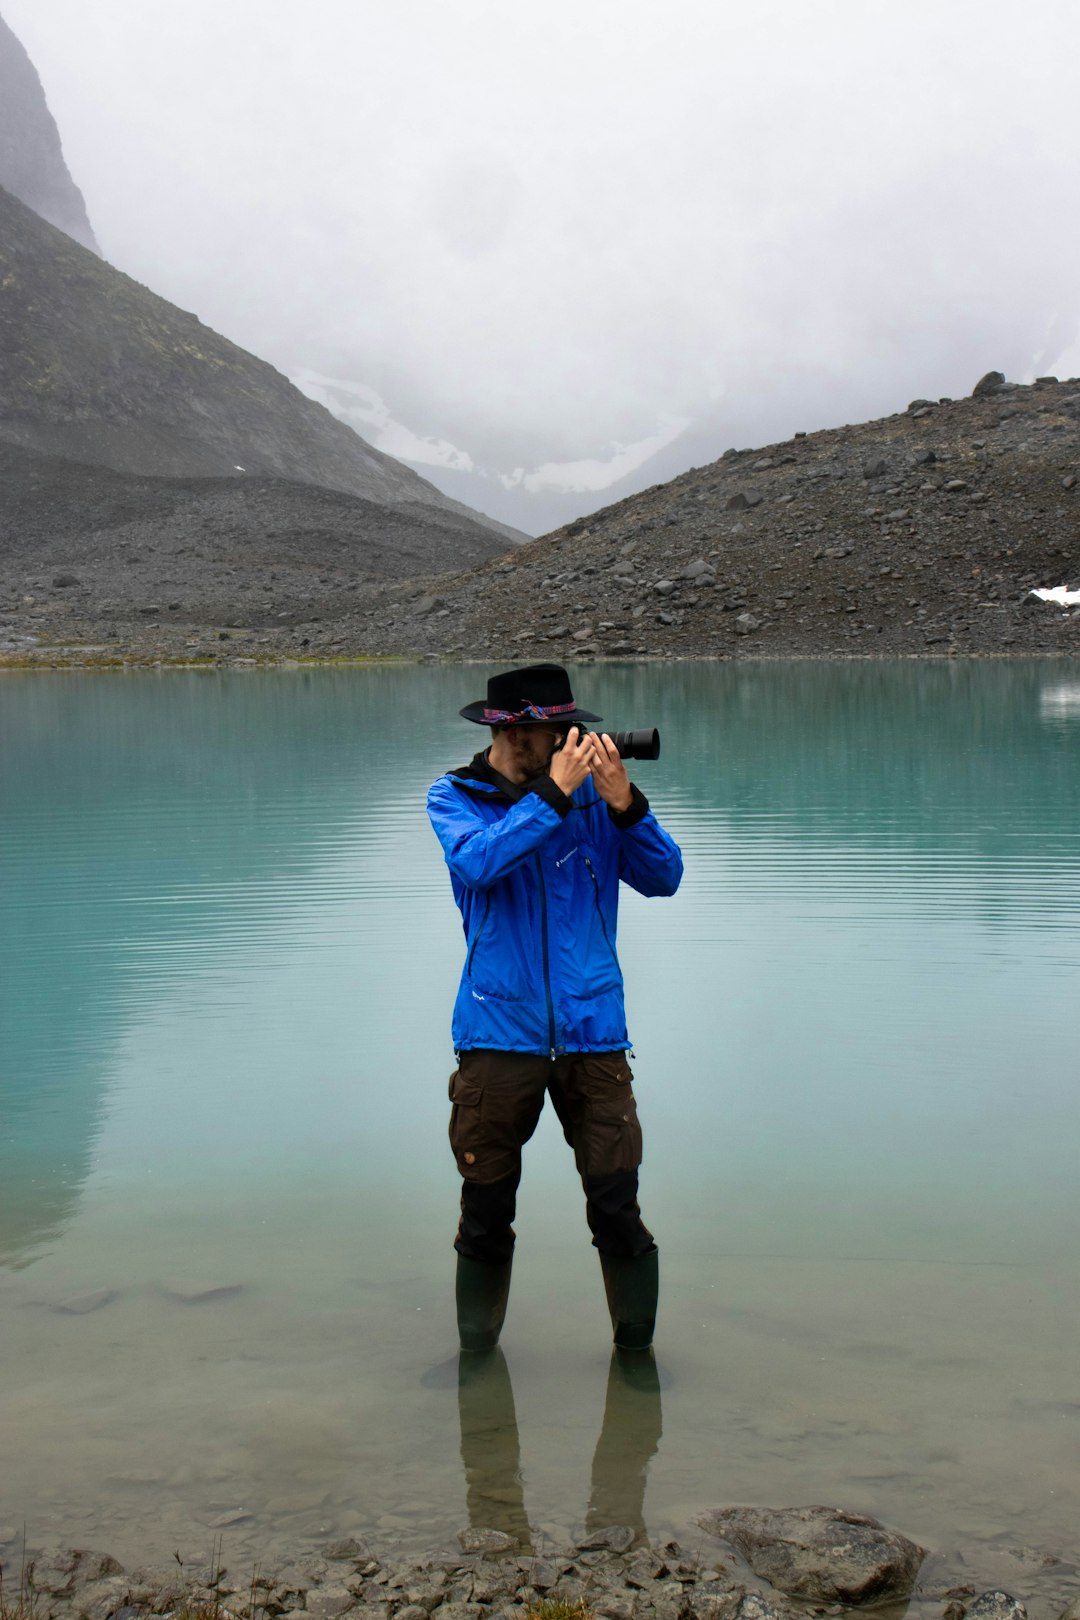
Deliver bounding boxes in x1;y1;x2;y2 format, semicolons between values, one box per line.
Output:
465;893;491;978
583;856;620;971
535;852;557;1058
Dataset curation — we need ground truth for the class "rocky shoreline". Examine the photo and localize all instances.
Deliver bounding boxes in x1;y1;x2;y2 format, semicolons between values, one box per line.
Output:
3;1511;1075;1620
2;375;1078;670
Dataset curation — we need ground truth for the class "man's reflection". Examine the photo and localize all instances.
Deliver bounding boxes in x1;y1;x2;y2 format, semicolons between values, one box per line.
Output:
457;1347;531;1544
585;1348;663;1535
456;1348;663;1546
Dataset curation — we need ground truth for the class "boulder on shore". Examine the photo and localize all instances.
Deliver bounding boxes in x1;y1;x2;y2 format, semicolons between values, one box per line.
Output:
697;1504;925;1605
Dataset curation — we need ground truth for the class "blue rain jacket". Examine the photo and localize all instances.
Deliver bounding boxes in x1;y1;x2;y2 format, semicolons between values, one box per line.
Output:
427;752;683;1055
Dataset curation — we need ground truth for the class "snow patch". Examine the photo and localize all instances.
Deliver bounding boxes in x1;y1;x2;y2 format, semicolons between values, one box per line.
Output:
1029;586;1080;605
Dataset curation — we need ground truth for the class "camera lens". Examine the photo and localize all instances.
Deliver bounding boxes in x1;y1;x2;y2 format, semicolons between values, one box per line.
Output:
608;729;660;760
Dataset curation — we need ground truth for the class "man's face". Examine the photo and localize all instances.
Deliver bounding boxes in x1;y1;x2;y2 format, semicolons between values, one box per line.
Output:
508;726;565;779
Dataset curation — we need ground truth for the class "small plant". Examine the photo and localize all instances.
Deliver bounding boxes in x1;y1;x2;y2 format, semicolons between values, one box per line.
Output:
166;1541;266;1620
169;1539;239;1620
523;1602;596;1620
0;1531;36;1620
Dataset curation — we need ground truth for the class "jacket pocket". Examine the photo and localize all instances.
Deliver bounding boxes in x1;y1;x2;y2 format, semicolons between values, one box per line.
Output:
468;908;532;1001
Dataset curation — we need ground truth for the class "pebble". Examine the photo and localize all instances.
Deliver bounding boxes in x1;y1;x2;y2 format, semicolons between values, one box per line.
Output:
966;1596;1028;1620
457;1529;515;1556
576;1526;636;1553
304;1585;356;1618
524;1558;558;1589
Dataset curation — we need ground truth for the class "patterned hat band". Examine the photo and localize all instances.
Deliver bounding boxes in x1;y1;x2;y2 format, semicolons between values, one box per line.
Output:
482;698;579;724
459;664;602;728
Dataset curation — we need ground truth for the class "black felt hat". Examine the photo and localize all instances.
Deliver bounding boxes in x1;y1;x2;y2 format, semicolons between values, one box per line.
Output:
459;663;602;727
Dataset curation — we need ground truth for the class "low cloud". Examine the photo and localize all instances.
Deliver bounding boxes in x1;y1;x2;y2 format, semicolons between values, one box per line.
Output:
296;367;690;506
499;416;692;495
11;0;1080;530
292;370;475;473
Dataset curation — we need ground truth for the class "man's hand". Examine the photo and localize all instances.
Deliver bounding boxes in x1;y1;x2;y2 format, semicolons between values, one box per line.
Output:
587;732;633;813
548;726;596;796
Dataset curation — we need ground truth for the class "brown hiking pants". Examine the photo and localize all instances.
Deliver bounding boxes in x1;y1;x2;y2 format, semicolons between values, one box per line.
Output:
448;1048;654;1264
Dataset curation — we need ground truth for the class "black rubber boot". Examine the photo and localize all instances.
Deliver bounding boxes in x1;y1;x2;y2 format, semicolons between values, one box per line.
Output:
456;1254;513;1351
599;1247;658;1349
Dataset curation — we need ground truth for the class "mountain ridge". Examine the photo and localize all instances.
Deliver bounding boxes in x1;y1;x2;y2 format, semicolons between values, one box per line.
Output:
0;10;98;253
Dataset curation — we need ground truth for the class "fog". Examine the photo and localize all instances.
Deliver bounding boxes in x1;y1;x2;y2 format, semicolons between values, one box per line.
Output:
8;0;1080;534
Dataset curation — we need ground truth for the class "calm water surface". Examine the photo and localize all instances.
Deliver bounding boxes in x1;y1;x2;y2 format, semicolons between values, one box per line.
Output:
2;663;1079;1590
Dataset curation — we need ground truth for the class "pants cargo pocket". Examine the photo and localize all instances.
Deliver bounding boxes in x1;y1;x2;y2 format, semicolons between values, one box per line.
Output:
448;1067;486;1180
574;1053;643;1178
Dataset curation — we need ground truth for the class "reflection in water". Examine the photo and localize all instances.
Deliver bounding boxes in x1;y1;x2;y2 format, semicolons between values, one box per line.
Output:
457;1350;530;1545
0;668;457;1266
457;1349;662;1545
1040;682;1080;720
585;1351;663;1537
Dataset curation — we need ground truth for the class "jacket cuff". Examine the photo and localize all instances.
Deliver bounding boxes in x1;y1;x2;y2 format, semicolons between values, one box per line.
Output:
529;774;575;818
608;782;649;829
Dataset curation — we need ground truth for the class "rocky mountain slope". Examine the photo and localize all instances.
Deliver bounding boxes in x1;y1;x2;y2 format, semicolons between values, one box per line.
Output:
0;185;515;547
0;11;98;252
0;435;519;647
6;373;1079;664
343;372;1080;663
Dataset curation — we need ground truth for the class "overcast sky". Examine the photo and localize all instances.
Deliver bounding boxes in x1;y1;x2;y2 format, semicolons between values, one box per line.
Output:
8;0;1080;534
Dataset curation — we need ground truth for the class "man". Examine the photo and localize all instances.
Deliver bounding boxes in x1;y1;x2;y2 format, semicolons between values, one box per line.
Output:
427;663;683;1353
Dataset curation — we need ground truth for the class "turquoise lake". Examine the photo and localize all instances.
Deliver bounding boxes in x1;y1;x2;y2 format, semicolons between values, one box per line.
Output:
2;661;1079;1587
